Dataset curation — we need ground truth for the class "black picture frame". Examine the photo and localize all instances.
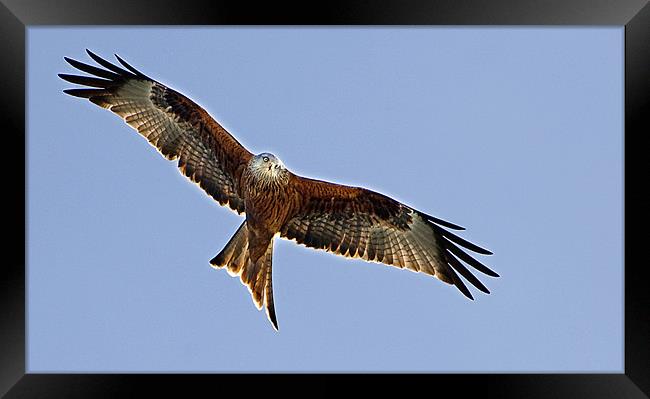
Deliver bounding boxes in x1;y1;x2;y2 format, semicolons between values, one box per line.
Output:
4;0;647;397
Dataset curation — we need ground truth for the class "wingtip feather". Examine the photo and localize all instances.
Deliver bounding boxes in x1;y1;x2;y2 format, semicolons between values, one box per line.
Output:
270;315;279;331
114;53;148;78
446;253;491;294
62;88;100;98
419;211;466;230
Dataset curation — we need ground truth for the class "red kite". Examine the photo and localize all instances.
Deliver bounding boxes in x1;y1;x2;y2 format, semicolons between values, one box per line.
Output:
60;50;498;330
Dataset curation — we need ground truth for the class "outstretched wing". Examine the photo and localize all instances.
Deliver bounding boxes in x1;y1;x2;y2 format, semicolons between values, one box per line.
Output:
281;176;498;299
59;50;253;214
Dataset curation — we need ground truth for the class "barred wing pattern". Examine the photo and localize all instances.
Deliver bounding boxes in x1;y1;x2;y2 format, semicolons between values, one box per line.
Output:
281;176;498;299
59;50;253;214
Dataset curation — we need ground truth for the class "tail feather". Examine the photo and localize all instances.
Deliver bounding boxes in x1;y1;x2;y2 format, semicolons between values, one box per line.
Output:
210;221;248;271
228;249;249;277
210;222;278;330
264;258;278;329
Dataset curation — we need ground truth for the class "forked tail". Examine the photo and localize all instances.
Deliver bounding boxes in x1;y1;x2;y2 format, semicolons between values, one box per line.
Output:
210;221;278;330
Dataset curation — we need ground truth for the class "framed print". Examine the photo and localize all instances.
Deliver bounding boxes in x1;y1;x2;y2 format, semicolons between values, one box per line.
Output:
4;0;648;397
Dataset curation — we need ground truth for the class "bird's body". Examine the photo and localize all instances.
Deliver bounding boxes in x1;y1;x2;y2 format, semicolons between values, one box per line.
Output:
242;154;294;233
60;50;498;330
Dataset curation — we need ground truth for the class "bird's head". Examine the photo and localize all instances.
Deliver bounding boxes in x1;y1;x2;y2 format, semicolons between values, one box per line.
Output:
249;152;289;183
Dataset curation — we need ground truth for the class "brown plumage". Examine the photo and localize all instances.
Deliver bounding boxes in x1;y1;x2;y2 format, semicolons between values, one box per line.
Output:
60;50;498;331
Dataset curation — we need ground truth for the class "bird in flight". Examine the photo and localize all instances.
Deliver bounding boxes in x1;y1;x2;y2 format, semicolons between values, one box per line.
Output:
60;50;498;330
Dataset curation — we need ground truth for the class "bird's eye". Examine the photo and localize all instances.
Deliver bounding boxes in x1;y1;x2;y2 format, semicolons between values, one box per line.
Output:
263;156;269;162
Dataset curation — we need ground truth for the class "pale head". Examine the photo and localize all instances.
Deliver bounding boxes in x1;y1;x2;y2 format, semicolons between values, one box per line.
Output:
248;152;289;184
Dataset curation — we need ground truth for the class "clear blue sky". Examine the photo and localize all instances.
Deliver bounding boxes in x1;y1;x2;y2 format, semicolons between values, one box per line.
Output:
27;27;623;372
